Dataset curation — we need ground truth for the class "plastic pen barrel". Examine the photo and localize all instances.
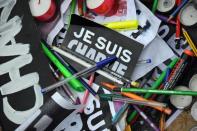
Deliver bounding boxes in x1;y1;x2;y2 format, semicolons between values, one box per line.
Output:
41;42;85;92
127;58;178;123
118;88;197;96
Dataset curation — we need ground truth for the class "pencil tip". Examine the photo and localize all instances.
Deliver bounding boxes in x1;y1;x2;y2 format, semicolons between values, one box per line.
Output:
167;16;172;22
182;27;185;32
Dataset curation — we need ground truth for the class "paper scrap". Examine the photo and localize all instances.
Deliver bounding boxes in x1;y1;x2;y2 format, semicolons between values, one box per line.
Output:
82;0;137;23
131;35;174;81
121;0;161;47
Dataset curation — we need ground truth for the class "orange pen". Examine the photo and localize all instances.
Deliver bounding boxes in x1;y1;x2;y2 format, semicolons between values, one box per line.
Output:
101;82;172;115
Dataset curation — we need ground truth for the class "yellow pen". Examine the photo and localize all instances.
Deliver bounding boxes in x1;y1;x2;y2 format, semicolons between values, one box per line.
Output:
103;20;138;30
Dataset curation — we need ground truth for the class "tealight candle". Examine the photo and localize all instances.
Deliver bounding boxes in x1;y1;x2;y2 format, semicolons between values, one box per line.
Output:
29;0;57;22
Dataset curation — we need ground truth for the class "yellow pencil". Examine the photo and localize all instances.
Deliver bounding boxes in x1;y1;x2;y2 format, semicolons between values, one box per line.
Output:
182;28;197;56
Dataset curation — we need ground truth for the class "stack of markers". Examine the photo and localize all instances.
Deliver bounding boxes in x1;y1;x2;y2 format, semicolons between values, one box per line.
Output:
99;50;196;131
39;0;197;130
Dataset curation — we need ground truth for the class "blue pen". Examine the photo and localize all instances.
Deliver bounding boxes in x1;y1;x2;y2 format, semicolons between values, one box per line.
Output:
41;56;117;94
168;0;189;21
52;50;98;97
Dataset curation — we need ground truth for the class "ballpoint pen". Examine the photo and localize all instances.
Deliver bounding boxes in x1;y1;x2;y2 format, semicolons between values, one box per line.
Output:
49;64;79;104
41;56;117;94
99;94;167;108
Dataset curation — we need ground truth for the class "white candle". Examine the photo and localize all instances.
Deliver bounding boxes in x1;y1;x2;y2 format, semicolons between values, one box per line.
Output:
29;0;56;22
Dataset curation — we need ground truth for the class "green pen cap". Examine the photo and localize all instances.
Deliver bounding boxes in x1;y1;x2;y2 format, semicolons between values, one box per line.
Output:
99;94;122;101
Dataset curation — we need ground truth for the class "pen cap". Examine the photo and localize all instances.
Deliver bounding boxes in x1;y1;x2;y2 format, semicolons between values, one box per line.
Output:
101;82;117;90
99;94;122;101
180;49;193;60
96;56;117;69
184;49;194;57
99;94;113;101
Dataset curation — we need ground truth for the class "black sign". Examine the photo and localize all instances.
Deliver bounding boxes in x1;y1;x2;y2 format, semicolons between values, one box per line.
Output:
61;14;144;80
0;0;55;130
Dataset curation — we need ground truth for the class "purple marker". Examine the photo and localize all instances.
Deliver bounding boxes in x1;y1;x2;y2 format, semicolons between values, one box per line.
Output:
133;105;160;131
156;14;176;25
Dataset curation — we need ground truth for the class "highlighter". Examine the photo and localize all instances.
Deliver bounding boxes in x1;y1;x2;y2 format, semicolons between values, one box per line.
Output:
103;20;138;30
41;41;85;92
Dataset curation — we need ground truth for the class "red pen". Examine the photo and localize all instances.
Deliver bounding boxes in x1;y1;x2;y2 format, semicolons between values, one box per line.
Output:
175;0;181;49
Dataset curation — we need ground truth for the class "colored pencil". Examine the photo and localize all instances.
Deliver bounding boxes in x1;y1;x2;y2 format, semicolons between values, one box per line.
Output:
182;28;197;56
156;14;176;25
167;0;189;21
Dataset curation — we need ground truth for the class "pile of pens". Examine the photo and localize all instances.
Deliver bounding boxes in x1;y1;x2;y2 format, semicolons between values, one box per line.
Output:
41;37;196;131
39;0;197;130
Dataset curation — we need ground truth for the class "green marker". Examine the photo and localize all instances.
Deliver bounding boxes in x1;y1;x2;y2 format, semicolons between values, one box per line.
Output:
68;0;77;27
41;42;85;92
152;0;158;13
113;88;197;96
127;58;179;123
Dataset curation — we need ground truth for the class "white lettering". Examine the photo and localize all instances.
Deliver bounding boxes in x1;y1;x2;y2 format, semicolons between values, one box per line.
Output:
94;52;106;62
75;41;88;56
85;48;96;61
106;41;117;55
121;49;132;63
74;27;85;38
83;29;95;44
67;39;79;49
34;115;53;131
0;0;43;124
84;95;100;115
158;25;170;39
87;110;106;130
3;84;43;124
95;37;106;50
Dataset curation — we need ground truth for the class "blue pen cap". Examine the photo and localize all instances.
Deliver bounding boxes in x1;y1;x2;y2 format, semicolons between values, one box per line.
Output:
146;59;151;63
96;56;117;69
